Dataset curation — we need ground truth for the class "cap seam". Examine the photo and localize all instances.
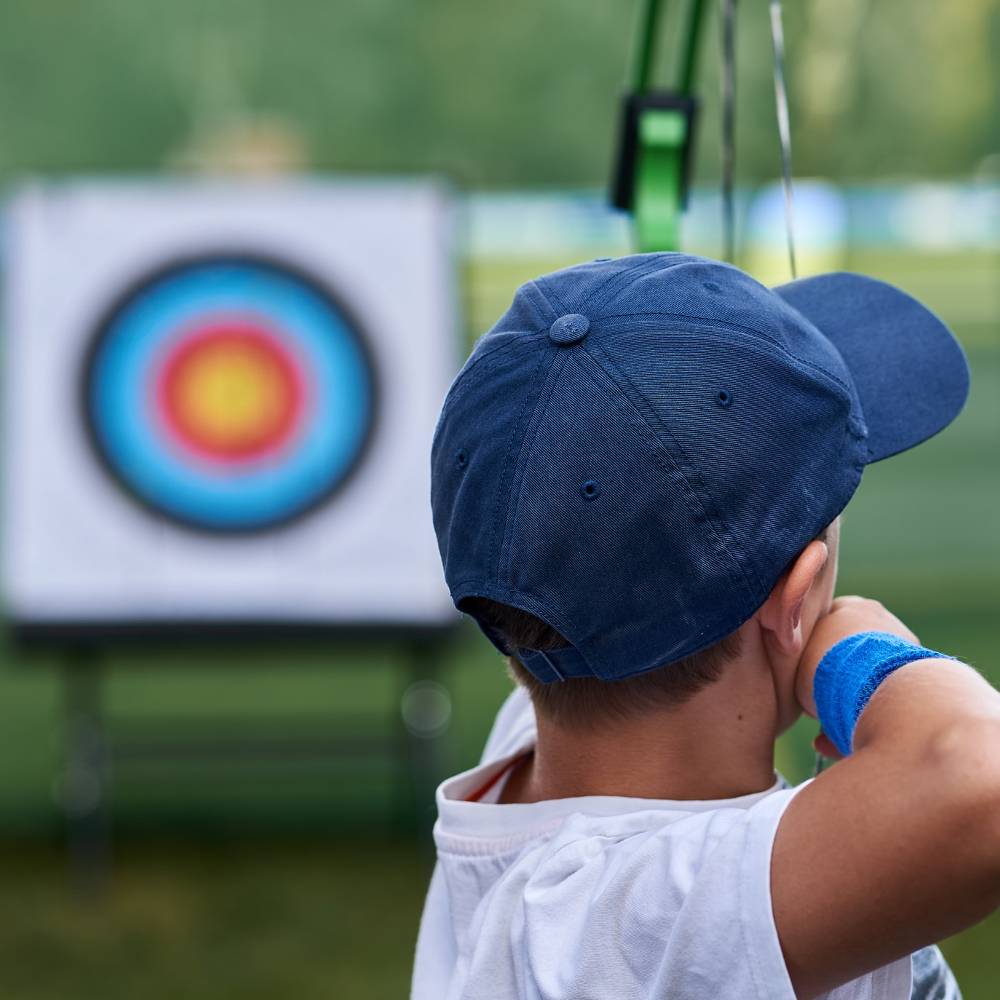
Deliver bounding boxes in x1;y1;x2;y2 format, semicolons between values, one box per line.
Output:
599;316;867;438
524;279;566;324
597;310;856;401
485;347;560;590
534;255;691;322
497;348;569;587
579;341;766;604
579;254;690;316
574;257;663;314
431;337;544;467
442;332;546;410
531;277;570;317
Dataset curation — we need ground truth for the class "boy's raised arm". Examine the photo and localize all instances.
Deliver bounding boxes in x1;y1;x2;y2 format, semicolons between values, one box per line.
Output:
772;597;1000;999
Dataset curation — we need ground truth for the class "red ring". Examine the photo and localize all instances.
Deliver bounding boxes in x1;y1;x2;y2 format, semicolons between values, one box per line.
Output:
154;321;304;464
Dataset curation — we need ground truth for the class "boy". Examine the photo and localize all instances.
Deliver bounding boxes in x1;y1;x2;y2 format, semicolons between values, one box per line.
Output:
413;253;992;998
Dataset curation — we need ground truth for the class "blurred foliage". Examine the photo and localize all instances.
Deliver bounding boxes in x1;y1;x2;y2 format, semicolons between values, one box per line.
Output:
0;0;998;186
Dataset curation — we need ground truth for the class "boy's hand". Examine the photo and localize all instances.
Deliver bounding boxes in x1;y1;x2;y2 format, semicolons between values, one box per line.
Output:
774;605;1000;997
811;731;842;761
795;596;920;719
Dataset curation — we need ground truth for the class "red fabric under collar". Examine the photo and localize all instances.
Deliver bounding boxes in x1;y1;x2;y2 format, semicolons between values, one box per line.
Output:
466;754;529;803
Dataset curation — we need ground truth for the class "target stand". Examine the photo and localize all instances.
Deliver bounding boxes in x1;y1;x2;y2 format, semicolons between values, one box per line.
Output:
53;629;454;898
2;181;462;893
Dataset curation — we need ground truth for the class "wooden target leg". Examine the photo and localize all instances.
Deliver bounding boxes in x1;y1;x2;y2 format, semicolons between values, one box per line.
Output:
61;647;112;899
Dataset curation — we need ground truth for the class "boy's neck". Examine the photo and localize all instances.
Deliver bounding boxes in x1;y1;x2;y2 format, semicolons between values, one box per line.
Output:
501;634;784;804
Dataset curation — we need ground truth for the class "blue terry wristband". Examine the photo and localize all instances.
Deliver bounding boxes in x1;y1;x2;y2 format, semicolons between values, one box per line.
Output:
813;631;954;757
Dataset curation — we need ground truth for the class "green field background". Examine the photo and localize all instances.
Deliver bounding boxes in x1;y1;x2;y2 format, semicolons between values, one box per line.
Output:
0;247;997;998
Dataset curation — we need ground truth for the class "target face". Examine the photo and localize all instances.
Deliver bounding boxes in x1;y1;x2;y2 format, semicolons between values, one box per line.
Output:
83;255;376;533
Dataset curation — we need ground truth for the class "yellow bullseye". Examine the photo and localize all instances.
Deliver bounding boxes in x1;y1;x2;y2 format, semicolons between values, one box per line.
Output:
160;328;301;461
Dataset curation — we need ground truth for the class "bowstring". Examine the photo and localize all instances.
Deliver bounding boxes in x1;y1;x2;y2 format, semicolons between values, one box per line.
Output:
772;0;818;776
769;0;797;280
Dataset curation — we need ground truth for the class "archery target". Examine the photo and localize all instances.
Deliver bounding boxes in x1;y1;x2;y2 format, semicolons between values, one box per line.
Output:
2;181;458;631
84;256;376;532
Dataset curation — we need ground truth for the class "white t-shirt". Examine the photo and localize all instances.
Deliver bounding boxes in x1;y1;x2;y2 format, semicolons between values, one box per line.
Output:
411;686;913;1000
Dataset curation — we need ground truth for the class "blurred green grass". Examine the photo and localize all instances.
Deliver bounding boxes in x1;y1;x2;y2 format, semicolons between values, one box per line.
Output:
0;840;428;1000
0;823;997;1000
0;247;996;998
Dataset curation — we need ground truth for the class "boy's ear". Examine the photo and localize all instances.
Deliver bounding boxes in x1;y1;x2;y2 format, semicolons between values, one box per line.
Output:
757;540;829;654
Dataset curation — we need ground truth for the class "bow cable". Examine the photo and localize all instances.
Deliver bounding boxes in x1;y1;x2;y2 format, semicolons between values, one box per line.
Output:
769;0;797;279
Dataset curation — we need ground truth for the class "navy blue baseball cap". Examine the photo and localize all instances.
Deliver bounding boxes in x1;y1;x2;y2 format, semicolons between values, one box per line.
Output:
430;253;969;683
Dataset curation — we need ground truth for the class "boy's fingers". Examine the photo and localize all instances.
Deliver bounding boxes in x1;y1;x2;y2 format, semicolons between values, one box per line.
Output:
795;596;922;718
812;731;843;760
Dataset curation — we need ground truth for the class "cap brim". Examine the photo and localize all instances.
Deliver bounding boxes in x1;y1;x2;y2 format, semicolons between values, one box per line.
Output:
774;273;970;462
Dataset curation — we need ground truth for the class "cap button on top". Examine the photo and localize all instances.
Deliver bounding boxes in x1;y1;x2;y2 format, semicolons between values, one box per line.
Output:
548;313;590;346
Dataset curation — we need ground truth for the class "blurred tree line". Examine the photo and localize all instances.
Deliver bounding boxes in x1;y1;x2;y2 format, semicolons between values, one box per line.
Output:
0;0;997;186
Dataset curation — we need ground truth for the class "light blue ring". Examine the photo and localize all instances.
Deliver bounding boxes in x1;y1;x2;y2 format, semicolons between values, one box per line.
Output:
87;262;374;530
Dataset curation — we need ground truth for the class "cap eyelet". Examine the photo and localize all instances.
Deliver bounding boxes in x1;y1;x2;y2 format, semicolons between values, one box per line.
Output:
703;281;722;293
455;448;469;469
714;389;733;409
580;479;601;500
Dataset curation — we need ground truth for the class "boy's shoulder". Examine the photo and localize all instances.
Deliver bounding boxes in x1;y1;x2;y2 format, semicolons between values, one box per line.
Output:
422;695;960;1000
426;701;915;1000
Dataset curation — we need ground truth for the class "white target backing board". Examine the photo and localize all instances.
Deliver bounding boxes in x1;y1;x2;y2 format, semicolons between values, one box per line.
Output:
2;179;460;634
